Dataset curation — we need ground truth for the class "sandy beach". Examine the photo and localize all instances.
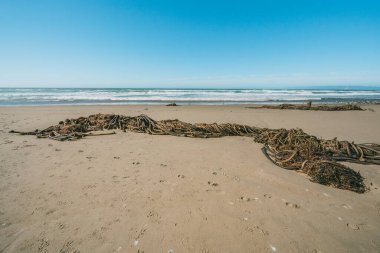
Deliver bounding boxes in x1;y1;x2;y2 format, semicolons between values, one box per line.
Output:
0;105;380;253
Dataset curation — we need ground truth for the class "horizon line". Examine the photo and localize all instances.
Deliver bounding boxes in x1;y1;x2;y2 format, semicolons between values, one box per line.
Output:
1;85;380;90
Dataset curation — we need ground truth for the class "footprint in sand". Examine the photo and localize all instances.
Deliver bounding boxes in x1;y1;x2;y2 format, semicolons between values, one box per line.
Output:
240;196;251;202
60;240;78;253
57;222;65;230
147;210;161;223
347;223;360;230
83;184;96;190
45;209;56;215
342;204;353;210
136;227;147;239
246;225;269;236
37;237;50;252
1;222;12;228
285;202;301;209
208;181;218;187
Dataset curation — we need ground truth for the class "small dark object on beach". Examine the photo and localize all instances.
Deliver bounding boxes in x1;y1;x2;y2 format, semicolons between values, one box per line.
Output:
10;113;380;193
166;103;179;106
247;102;364;111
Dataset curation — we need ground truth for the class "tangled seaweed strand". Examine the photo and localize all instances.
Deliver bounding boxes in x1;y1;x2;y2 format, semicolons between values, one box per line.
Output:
247;102;364;111
10;114;380;193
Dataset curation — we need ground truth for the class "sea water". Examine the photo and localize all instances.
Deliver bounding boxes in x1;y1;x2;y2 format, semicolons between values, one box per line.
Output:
0;87;379;106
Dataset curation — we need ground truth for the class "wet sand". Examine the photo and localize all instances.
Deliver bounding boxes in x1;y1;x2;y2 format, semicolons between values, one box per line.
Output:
0;105;380;252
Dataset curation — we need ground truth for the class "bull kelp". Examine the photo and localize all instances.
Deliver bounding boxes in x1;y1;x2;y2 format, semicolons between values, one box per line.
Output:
10;114;380;193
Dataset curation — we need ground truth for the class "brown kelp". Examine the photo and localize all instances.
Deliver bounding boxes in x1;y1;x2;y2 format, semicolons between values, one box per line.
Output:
10;113;380;193
247;102;364;111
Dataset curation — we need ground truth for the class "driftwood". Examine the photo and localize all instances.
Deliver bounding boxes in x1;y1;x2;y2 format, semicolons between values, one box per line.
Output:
247;102;364;111
10;114;380;193
166;103;179;106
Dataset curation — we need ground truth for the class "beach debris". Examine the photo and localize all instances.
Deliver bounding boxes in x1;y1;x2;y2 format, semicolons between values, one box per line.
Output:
10;113;380;193
247;102;364;111
166;103;179;106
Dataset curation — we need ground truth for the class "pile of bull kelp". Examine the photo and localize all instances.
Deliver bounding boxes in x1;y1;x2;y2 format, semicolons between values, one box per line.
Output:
10;114;380;193
247;102;364;111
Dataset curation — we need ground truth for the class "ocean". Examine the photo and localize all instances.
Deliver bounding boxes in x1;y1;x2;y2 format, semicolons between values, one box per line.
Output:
1;87;380;106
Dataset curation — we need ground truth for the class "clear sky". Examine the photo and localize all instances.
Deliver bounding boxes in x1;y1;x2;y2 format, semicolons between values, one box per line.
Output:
0;0;379;88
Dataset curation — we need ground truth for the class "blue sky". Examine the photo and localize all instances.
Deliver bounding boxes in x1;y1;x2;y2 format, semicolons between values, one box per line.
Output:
0;0;379;88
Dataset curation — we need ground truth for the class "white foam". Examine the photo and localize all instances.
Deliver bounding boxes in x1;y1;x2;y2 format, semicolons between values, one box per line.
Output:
1;88;379;105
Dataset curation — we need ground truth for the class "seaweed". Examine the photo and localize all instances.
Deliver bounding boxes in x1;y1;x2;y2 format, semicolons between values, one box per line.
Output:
247;102;364;111
10;113;380;193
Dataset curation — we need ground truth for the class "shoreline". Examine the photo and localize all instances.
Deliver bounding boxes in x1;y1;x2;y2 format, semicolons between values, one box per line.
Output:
1;101;380;108
2;87;380;107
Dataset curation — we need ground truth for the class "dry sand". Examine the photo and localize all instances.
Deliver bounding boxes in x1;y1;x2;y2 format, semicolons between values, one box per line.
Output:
0;105;380;253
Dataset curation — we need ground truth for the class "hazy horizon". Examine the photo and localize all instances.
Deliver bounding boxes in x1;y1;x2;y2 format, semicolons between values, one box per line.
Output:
1;85;380;90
